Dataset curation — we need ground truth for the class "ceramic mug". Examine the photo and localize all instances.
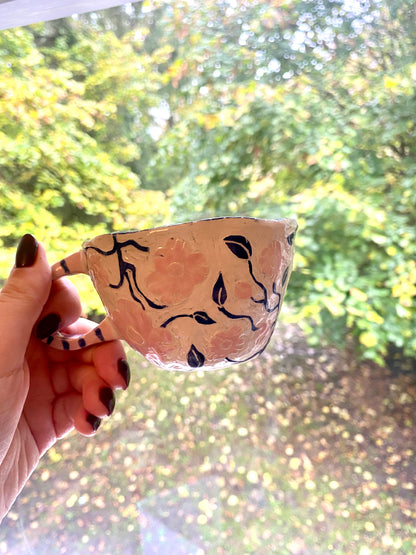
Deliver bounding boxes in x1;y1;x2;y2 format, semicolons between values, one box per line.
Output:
46;217;297;371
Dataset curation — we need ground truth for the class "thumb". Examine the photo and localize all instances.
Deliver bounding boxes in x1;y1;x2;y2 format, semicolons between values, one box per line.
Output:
0;235;52;362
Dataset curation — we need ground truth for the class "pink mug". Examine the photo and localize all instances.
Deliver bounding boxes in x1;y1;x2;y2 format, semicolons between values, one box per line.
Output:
46;217;297;371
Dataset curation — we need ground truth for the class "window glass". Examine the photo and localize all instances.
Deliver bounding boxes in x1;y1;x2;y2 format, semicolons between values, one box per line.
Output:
0;1;415;553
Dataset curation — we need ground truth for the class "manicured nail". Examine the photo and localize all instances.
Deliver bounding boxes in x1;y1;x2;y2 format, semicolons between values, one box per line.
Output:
118;359;130;389
36;313;61;340
16;234;38;268
86;413;101;432
99;387;115;416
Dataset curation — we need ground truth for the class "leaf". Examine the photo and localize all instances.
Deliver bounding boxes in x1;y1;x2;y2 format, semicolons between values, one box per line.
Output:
287;232;296;246
212;273;227;306
282;266;289;287
193;311;216;325
349;287;368;302
187;344;205;368
224;235;252;259
359;331;378;348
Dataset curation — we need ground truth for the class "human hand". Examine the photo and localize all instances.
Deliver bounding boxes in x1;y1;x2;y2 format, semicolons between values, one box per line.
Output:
0;235;130;520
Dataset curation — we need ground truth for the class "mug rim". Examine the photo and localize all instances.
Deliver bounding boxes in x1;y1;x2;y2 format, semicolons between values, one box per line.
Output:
84;216;298;244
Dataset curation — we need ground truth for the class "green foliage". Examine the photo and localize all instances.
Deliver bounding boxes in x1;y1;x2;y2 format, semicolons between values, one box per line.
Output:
148;0;416;366
1;0;415;366
289;185;416;364
0;25;169;306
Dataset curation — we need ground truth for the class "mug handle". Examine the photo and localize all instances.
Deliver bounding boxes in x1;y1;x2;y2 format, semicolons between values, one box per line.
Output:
44;250;120;351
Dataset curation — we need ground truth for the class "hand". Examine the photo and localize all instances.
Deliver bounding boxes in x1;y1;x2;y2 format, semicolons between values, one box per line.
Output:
0;235;130;520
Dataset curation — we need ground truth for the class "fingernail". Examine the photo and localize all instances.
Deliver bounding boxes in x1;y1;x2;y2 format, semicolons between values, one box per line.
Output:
99;387;115;416
36;313;61;340
86;413;101;432
16;234;38;268
118;359;130;389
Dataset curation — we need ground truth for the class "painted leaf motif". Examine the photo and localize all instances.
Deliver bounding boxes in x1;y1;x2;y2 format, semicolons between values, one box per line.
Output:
287;232;296;246
282;266;289;287
224;235;252;259
187;344;205;368
212;273;227;306
193;311;216;325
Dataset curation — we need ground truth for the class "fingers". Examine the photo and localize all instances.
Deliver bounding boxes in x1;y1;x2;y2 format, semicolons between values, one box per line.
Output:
74;407;102;437
35;278;82;340
51;328;129;391
0;237;52;452
52;361;115;438
51;339;129;437
0;236;51;362
45;312;128;438
57;327;129;391
52;393;103;439
52;392;82;440
91;342;130;391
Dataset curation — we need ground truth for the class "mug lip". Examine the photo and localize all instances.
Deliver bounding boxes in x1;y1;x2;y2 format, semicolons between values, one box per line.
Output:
85;216;298;243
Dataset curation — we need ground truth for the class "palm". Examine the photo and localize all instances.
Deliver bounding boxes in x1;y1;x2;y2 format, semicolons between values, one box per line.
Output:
0;341;60;516
0;332;125;517
0;240;127;520
23;338;77;455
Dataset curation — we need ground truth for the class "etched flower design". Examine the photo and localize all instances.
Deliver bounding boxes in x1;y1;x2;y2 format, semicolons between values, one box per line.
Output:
147;326;177;358
252;322;273;350
110;299;148;351
208;325;247;360
235;280;253;299
259;240;281;276
146;238;209;304
111;299;175;358
87;248;113;284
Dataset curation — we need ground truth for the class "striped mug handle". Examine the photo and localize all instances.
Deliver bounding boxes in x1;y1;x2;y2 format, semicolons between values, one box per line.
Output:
44;251;119;350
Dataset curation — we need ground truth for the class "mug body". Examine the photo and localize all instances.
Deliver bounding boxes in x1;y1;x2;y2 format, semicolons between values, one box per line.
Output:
84;217;297;370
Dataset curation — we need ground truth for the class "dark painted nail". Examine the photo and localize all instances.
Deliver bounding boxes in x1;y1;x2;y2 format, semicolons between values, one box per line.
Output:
99;387;115;416
86;413;101;432
16;234;38;268
118;359;130;390
36;313;61;340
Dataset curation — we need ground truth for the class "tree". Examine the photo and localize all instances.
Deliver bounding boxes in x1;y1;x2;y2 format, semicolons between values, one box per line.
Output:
0;25;169;311
1;0;415;365
146;0;416;365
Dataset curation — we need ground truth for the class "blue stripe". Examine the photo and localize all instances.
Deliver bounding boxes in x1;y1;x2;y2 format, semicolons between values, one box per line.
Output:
60;259;70;274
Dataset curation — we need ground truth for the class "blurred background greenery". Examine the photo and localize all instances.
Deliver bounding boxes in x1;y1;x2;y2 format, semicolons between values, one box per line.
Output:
1;0;415;366
0;1;415;553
